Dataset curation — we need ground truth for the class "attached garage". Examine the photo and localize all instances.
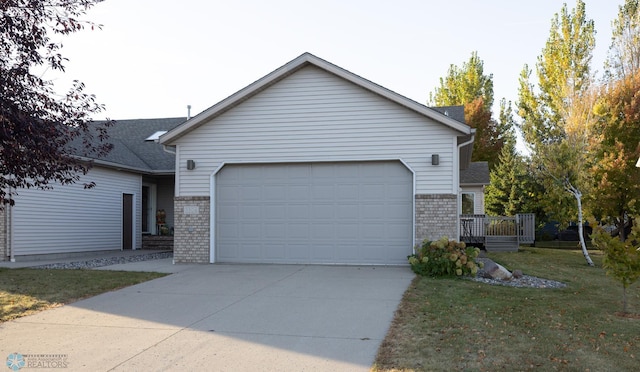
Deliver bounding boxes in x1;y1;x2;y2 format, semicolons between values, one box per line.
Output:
161;53;474;264
214;161;413;264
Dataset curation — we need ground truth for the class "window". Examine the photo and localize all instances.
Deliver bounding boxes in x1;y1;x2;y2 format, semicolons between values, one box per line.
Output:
461;193;475;215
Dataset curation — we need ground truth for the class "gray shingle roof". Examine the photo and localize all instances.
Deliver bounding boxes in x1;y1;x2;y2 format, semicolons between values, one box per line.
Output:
89;117;186;172
429;106;465;124
460;161;489;185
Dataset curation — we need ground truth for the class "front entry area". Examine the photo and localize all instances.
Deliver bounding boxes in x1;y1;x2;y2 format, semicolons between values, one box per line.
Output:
215;161;413;264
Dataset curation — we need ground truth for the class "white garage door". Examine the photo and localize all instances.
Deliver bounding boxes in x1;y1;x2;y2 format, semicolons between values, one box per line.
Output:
215;161;413;264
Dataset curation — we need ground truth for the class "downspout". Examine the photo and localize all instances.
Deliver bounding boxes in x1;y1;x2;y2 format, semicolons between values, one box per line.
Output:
456;134;475;241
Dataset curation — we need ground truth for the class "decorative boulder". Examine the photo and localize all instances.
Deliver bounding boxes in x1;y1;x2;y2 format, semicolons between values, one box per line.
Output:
512;269;524;279
480;260;513;281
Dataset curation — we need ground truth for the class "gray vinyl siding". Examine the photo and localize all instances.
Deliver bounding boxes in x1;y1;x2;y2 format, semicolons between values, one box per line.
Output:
11;167;141;255
174;65;459;196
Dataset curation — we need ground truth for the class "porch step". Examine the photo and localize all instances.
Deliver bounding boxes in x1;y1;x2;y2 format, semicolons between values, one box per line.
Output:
142;235;174;250
485;236;519;252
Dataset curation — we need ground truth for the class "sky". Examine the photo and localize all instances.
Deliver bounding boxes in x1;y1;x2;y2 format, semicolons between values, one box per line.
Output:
49;0;621;123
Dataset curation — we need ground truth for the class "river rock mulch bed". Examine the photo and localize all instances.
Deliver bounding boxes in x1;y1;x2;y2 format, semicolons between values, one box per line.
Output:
32;251;173;270
468;274;567;289
468;257;567;289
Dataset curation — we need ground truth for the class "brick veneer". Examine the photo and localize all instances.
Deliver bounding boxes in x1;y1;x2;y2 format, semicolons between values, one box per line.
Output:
415;194;457;245
173;196;210;263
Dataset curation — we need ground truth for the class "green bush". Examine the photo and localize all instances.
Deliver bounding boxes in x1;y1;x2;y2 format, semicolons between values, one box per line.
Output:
408;236;482;277
591;219;640;313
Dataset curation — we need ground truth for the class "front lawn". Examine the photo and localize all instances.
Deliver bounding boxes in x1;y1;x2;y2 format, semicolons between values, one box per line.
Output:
0;268;167;322
373;248;639;371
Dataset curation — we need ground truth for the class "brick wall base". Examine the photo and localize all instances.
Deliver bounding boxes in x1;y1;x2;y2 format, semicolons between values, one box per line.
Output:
173;196;210;263
415;194;457;245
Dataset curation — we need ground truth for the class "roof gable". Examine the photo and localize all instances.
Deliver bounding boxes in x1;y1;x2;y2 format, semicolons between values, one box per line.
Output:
161;53;471;144
460;161;490;185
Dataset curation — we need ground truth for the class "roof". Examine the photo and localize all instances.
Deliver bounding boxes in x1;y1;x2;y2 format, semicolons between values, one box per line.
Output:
84;117;186;173
460;161;490;186
430;106;465;124
160;52;472;145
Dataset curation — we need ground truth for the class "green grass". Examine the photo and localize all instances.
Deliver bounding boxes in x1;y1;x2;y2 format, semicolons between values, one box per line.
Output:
0;268;167;322
373;248;640;371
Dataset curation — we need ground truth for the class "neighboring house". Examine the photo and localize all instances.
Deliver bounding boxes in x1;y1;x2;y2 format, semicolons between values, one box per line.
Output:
460;161;490;215
160;52;476;265
0;118;185;261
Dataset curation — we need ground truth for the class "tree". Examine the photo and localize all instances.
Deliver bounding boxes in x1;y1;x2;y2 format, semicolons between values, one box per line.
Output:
428;52;509;169
606;0;640;80
591;70;640;240
484;136;544;221
518;0;595;150
517;0;596;266
0;0;113;207
592;218;640;313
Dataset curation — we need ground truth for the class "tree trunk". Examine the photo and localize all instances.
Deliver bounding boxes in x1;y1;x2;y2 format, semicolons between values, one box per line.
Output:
569;184;594;266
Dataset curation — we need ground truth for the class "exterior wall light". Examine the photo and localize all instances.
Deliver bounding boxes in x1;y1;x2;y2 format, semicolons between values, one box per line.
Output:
186;159;196;170
432;154;440;165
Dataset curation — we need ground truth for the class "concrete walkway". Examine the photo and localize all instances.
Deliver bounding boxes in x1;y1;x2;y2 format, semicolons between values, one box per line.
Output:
0;256;414;371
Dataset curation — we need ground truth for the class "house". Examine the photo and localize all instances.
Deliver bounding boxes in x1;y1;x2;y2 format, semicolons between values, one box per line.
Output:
160;53;476;265
1;53;485;263
0;118;185;261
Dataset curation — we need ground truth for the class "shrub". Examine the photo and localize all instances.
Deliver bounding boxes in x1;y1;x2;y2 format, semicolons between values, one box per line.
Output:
591;219;640;313
408;236;481;277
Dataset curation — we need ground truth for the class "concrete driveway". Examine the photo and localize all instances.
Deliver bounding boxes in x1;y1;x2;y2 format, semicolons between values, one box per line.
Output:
1;262;413;371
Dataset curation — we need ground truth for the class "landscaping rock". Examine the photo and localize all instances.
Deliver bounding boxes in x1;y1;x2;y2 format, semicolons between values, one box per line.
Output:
480;259;513;280
512;269;524;279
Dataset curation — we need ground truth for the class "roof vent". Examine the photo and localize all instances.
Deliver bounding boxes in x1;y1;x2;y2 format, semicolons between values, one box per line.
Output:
145;130;168;141
444;110;449;116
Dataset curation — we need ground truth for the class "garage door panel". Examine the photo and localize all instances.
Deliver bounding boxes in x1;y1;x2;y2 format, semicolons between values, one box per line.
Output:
312;185;335;200
218;185;239;201
337;223;360;239
361;223;387;238
239;205;261;219
265;223;286;238
311;204;334;219
287;204;309;219
264;204;286;218
263;243;285;259
288;223;309;238
311;223;334;238
311;244;334;260
216;161;412;264
289;185;310;200
388;223;410;238
218;222;239;239
241;223;262;238
264;185;286;200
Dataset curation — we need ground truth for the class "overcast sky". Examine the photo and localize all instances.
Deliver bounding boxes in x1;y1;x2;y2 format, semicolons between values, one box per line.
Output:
49;0;620;122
